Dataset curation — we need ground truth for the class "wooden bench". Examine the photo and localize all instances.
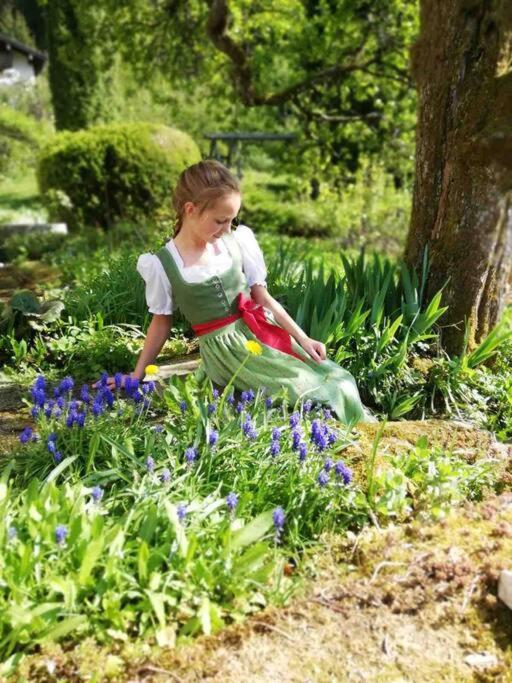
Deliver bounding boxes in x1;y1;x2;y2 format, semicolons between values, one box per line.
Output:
204;131;296;178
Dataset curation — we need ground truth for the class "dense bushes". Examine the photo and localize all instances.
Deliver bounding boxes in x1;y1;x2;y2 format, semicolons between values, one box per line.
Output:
37;122;201;230
240;162;410;243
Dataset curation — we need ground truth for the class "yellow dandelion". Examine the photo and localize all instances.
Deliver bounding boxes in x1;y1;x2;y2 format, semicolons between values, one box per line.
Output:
145;364;159;376
245;340;262;355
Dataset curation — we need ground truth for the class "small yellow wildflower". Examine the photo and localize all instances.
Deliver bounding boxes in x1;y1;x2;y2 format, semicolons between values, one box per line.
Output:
145;364;159;376
245;340;262;355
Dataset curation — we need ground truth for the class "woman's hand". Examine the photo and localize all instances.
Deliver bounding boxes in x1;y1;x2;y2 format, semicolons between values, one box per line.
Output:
298;337;327;363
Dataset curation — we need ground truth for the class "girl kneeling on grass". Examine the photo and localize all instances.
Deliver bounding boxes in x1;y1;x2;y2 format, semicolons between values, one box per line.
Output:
95;159;378;427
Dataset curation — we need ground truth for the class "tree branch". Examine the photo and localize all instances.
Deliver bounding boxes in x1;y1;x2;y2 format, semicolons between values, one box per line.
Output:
204;0;384;107
309;110;382;123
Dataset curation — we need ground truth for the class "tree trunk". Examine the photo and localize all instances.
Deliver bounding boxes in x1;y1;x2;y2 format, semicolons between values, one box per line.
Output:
46;0;114;131
405;0;512;356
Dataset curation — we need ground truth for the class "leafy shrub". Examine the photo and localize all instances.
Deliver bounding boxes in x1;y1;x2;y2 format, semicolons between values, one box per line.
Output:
0;105;48;177
37;122;201;231
63;253;149;328
0;231;65;263
240;162;410;245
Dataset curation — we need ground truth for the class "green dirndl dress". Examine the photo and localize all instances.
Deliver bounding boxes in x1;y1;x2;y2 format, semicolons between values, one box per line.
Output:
156;232;378;427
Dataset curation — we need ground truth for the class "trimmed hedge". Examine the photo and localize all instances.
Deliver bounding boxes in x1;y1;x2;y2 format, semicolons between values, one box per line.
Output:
37;122;201;231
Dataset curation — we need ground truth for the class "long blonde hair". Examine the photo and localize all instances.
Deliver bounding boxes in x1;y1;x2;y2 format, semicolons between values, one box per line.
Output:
172;159;240;237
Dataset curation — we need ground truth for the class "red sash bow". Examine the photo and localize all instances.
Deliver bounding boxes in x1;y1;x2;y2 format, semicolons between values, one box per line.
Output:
192;292;305;362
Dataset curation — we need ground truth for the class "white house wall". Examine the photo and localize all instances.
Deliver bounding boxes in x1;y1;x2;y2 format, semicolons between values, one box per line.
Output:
12;53;35;80
0;52;36;85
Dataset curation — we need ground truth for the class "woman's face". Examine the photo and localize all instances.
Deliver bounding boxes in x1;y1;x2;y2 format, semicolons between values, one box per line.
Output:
185;192;242;243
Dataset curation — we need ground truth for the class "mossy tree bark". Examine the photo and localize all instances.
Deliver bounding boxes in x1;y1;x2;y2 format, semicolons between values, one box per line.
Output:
405;0;512;355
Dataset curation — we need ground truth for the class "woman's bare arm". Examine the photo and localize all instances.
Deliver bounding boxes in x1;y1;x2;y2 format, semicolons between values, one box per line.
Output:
132;313;173;378
92;313;173;388
250;285;326;362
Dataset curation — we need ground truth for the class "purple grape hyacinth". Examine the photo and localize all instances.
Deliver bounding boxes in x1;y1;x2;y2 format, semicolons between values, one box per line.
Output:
185;447;197;464
161;468;171;483
91;486;104;503
289;411;300;428
226;492;238;512
271;427;282;441
242;414;252;436
334;460;353;485
55;524;68;545
317;470;330;487
270;440;281;457
209;430;219;446
291;430;302;451
273;506;285;543
324;457;334;473
177;503;187;523
146;456;155;472
298;441;308;461
19;427;33;444
59;377;74;394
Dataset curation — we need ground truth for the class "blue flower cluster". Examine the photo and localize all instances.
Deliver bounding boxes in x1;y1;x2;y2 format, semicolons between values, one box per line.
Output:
55;524;68;545
273;506;286;543
18;426;37;444
19;373;157;447
242;413;258;440
334;460;353;485
310;419;339;452
177;503;187;523
91;486;104;502
241;389;255;403
185;446;198;465
226;491;238;512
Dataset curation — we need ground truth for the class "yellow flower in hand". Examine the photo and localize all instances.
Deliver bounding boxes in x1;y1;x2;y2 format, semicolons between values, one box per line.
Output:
245;340;262;356
145;364;159;376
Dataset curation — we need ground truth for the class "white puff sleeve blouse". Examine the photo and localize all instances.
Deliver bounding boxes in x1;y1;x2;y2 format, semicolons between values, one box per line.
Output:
136;224;268;316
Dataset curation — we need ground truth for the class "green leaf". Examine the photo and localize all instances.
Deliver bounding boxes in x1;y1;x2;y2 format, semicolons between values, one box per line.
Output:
138;541;150;583
37;615;88;643
164;500;188;557
198;595;211;635
10;289;40;314
78;537;104;585
146;590;167;627
231;510;274;551
44;455;79;484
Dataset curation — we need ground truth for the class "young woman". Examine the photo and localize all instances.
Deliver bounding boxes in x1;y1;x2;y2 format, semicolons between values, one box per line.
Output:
99;159;377;426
